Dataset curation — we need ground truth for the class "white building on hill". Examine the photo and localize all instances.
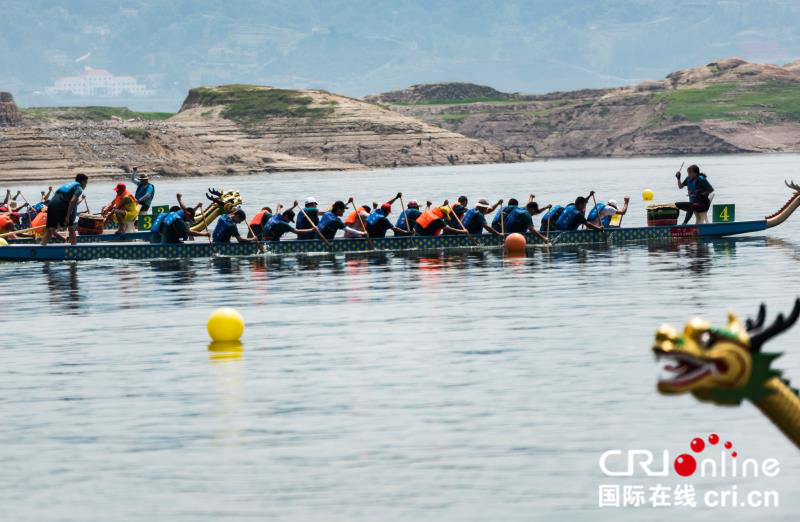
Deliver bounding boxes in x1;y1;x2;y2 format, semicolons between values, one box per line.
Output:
46;67;155;98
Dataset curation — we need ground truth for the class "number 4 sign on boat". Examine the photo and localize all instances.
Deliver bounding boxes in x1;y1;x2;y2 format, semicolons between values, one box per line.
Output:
713;204;735;223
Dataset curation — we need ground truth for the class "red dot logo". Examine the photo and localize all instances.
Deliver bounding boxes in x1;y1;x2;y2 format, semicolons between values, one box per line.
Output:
732;452;738;458
708;434;719;445
674;454;697;476
725;441;732;450
691;438;705;452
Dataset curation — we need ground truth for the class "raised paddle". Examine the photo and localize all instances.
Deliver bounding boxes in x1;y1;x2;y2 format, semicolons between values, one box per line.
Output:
589;191;610;243
197;202;215;254
398;194;414;235
348;198;375;250
299;205;332;250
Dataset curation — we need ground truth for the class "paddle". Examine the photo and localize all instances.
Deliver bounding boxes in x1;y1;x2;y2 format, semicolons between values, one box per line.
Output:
447;204;477;246
241;211;266;254
0;225;46;238
197;203;215;256
589;191;608;242
398;194;414;235
348;198;375;250
299;205;332;250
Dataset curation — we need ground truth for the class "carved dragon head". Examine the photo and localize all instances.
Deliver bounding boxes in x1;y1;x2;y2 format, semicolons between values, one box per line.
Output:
652;299;800;405
206;188;242;213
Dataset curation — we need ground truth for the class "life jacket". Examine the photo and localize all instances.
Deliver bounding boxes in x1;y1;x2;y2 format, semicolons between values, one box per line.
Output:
250;209;268;227
134;182;154;205
0;214;13;232
162;210;185;227
504;207;531;234
492;205;516;229
56;181;80;195
415;207;446;230
588;203;613;227
687;174;712;202
540;205;564;229
151;211;168;234
344;210;359;226
395;209;420;230
112;190;138;212
31;210;48;237
556;204;584;230
366;209;385;228
461;208;484;234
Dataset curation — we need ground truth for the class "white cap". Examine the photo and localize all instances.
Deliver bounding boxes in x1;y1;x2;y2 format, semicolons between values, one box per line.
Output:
607;199;619;209
305;197;318;205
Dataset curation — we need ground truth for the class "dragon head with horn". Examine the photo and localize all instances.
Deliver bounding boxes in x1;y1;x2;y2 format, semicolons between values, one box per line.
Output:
190;188;243;233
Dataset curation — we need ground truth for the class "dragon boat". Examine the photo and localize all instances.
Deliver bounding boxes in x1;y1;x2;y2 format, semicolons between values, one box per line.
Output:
0;185;797;262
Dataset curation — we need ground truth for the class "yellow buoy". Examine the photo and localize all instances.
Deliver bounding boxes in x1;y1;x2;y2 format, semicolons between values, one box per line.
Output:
642;189;654;201
207;307;244;342
504;232;526;254
0;238;7;246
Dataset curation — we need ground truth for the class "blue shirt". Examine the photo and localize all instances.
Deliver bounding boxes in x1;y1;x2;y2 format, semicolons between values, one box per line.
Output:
492;205;516;229
150;212;168;234
395;208;421;230
461;208;487;234
504;207;533;234
296;208;319;239
264;214;292;241
687;175;713;203
134;182;155;208
366;209;393;238
212;214;240;243
318;211;345;240
51;181;83;207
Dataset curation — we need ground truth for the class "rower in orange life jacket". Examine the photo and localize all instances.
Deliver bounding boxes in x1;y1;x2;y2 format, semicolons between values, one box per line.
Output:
248;207;273;239
413;202;469;236
343;204;371;238
102;183;139;234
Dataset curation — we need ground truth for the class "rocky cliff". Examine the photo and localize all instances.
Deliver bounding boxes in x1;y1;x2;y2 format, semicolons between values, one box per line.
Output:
0;92;20;126
0;85;508;183
370;59;800;157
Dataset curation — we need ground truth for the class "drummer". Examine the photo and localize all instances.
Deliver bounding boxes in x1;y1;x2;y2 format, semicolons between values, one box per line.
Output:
102;183;139;234
41;174;88;245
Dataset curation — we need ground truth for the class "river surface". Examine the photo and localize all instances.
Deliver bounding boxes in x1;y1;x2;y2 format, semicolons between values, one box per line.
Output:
2;155;800;521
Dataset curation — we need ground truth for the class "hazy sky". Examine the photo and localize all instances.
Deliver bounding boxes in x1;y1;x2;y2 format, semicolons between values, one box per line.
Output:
3;0;800;110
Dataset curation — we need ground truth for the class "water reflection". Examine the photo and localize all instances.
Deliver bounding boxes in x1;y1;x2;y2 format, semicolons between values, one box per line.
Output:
43;262;81;311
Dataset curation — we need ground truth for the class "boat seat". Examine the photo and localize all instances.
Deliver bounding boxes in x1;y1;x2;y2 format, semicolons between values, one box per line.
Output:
695;192;715;224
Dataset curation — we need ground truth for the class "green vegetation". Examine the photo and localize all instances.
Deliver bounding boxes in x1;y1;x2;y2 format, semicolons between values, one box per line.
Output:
657;82;800;123
21;106;173;121
121;128;150;143
187;85;336;123
439;113;471;124
394;97;516;106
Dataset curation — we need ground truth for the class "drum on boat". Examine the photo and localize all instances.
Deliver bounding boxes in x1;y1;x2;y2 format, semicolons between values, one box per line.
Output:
647;204;679;227
77;214;106;235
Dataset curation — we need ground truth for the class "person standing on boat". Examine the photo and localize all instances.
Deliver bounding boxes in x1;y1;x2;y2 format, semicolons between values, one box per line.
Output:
41;174;88;246
675;165;714;225
413;203;469;236
554;193;604;232
318;199;367;240
264;205;313;241
588;197;630;227
395;200;422;233
130;167;155;214
366;198;410;238
504;201;552;242
461;198;503;236
296;197;320;240
212;208;253;244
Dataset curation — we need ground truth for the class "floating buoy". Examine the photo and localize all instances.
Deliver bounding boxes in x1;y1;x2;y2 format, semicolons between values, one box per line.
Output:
0;238;7;246
642;189;654;201
504;232;526;254
207;307;244;342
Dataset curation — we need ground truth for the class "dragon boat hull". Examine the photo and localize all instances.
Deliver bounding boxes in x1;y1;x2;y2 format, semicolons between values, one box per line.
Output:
8;231;150;244
0;219;775;262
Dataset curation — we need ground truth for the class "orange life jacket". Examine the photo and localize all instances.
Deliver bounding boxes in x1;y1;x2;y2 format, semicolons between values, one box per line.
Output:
112;190;137;210
344;209;368;228
415;207;446;230
250;209;268;227
0;214;13;232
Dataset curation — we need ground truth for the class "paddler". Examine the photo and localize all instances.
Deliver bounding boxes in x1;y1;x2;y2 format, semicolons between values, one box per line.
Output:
492;198;519;230
588;197;630;227
263;203;313;241
130;167;155;214
504;200;552;242
102;183;139;234
344;204;371;238
295;197;319;240
443;200;468;235
153;194;208;244
212;208;253;244
365;193;410;237
461;198;503;236
248;206;273;239
41;174;88;246
553;193;604;231
318;199;367;240
675;164;714;224
413;202;469;236
395;199;422;233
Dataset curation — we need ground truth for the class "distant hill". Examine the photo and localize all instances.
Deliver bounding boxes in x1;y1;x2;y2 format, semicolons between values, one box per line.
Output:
368;59;800;157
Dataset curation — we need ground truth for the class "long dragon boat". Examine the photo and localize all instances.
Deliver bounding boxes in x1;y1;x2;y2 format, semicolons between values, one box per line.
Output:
1;189;797;262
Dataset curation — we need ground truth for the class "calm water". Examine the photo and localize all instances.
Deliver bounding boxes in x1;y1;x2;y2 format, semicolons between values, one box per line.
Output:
2;155;800;521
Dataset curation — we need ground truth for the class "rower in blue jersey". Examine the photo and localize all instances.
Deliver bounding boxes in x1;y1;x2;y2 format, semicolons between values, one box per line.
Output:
395;199;422;232
212;208;252;243
492;198;519;230
461;198;503;236
553;192;604;231
675;164;714;224
504;201;551;242
160;207;199;244
318;199;367;240
264;205;312;241
295;196;320;240
130;167;155;213
588;197;629;227
366;201;409;237
149;207;175;243
41;174;88;246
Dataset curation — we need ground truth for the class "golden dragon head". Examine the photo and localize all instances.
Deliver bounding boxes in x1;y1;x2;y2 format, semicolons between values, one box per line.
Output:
653;299;800;405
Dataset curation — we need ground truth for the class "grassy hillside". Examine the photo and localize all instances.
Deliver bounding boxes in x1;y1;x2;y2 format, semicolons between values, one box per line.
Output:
20;106;173;121
657;82;800;123
185;85;336;123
